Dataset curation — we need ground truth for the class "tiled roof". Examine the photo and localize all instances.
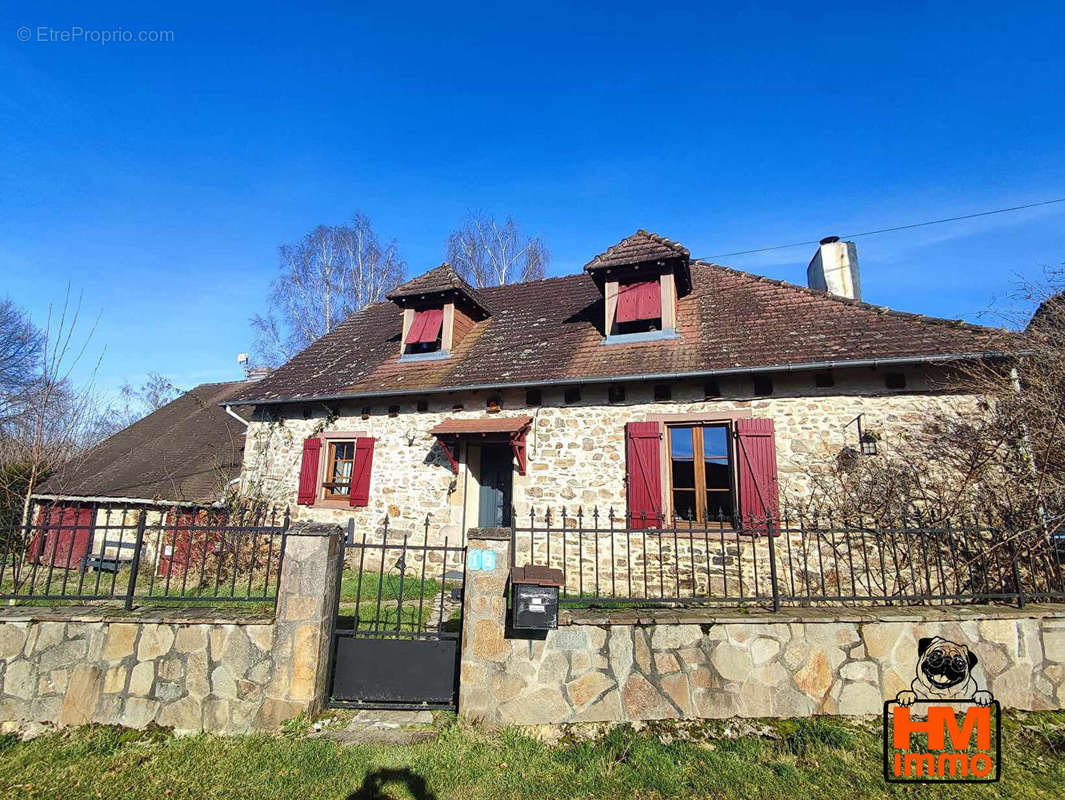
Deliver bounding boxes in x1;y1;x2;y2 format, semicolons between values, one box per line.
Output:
1028;292;1064;334
38;381;251;504
584;230;690;272
386;263;492;314
228;253;1014;406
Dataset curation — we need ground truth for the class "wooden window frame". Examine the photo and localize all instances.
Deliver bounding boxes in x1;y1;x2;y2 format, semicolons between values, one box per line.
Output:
312;431;368;508
322;440;356;500
665;422;737;525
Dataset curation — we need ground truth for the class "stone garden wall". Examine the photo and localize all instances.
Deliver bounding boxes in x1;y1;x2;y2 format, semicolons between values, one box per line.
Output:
459;530;1065;725
0;522;342;734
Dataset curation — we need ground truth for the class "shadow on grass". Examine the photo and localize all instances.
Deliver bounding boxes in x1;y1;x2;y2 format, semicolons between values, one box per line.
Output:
347;767;436;800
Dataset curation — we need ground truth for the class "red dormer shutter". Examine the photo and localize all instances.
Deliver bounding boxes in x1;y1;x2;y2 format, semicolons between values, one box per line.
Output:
349;437;376;507
625;421;662;528
736;418;779;531
616;280;662;323
297;437;321;505
405;309;444;344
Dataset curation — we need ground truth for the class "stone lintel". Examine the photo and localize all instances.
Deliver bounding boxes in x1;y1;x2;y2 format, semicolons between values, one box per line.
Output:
467;526;512;541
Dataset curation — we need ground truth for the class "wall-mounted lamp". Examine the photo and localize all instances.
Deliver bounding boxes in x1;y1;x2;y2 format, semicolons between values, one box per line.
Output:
404;428;416;446
846;414;879;456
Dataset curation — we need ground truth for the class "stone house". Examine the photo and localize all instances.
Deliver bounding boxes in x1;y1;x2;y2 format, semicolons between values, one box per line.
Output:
228;230;1005;546
28;381;254;572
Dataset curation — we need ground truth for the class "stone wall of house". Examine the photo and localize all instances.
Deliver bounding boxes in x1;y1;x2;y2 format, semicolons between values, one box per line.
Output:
239;365;980;548
459;530;1065;725
0;522;342;735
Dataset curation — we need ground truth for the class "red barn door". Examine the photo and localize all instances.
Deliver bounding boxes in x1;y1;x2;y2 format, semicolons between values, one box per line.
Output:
28;503;94;569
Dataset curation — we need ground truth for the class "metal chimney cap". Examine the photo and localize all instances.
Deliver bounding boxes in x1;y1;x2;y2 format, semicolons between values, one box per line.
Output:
819;236;841;245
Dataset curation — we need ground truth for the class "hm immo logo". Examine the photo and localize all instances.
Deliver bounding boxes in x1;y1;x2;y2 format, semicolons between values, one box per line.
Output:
882;636;1000;783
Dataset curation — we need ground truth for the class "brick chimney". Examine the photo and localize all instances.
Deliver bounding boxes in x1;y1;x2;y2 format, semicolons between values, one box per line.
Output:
807;236;861;301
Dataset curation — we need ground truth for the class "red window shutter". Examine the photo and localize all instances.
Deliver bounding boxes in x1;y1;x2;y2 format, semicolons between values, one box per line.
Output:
405;309;444;344
625;421;662;528
297;437;322;505
736;418;779;531
349;437;376;507
616;281;662;323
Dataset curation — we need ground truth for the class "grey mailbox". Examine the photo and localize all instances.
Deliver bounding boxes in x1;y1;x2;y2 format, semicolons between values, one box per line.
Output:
511;565;564;631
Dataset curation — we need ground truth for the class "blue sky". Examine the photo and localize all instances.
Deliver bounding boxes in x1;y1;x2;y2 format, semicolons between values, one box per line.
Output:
2;1;1064;400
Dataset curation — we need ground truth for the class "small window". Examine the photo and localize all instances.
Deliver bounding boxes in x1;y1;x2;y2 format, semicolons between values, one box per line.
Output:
416;399;429;413
388;405;400;418
564;387;581;405
753;375;773;396
609;385;626;404
653;384;671;402
525;388;542;407
323;441;355;499
486;396;502;413
885;372;907;390
404;308;444;355
452;403;464;411
704;381;721;399
613;280;662;335
668;424;734;524
360;407;371;420
814;372;834;388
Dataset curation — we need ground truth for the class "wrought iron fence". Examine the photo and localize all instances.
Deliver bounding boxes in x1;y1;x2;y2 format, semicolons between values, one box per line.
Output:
338;516;466;638
0;502;289;609
512;507;1065;610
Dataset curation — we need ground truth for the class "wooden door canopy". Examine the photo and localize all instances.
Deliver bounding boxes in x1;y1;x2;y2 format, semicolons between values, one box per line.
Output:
428;415;533;475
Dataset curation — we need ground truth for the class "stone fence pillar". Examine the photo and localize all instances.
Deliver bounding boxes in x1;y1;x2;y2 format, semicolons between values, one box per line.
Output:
256;522;344;727
458;527;513;723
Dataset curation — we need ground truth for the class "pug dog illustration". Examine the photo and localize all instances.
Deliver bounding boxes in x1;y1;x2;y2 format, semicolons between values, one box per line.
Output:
895;637;994;707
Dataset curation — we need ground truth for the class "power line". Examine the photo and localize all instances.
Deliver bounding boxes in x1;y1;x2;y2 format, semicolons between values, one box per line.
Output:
697;197;1065;260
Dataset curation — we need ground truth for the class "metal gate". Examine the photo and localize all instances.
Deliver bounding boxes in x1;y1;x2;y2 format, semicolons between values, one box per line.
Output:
329;522;465;710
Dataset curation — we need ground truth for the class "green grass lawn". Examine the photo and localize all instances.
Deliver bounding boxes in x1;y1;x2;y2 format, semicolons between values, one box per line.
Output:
337;571;460;632
1;562;278;611
1;711;1063;800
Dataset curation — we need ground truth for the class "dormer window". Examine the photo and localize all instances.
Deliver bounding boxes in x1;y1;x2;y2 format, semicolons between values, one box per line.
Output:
387;263;493;362
404;308;444;354
585;230;692;344
614;279;662;335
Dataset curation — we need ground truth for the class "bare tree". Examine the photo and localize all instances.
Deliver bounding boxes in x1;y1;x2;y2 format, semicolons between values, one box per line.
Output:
251;213;405;366
446;212;549;287
104;372;181;432
0;299;44;425
792;267;1065;531
0;288;106;528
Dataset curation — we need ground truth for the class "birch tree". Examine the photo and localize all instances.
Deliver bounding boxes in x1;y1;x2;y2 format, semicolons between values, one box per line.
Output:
251;213;405;366
446;212;549;287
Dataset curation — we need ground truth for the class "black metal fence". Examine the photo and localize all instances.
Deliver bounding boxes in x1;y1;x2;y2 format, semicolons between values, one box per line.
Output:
0;502;289;609
338;518;466;638
512;507;1065;610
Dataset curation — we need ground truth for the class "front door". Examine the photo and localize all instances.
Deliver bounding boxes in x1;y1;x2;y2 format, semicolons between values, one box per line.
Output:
478;445;513;527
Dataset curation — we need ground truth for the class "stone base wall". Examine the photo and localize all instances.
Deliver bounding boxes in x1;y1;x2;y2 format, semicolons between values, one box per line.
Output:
459;529;1065;726
0;614;276;733
0;522;344;734
462;606;1065;725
